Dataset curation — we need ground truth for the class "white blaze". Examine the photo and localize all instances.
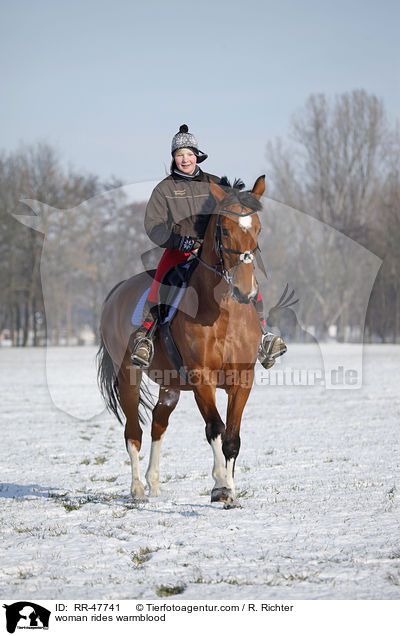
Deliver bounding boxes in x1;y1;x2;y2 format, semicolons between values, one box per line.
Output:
239;215;252;230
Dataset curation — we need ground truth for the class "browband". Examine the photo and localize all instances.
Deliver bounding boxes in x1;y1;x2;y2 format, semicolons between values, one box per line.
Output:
218;208;259;217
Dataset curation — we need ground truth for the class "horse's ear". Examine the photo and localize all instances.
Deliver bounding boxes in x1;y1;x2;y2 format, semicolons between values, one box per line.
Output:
251;175;265;199
210;180;227;202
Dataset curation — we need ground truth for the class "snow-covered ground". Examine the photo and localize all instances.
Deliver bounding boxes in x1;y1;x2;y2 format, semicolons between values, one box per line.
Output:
0;344;399;600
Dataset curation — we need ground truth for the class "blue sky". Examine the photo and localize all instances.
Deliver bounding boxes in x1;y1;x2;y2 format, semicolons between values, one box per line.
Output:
1;0;399;189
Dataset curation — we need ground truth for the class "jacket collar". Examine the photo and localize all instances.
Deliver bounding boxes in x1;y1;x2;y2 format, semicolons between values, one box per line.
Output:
171;167;205;182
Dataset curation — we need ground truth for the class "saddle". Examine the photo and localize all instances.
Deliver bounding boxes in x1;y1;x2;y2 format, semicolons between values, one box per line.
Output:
130;258;199;381
158;257;199;325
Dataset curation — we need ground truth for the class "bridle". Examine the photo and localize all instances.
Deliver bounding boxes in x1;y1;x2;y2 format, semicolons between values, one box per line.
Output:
215;208;259;286
192;207;262;291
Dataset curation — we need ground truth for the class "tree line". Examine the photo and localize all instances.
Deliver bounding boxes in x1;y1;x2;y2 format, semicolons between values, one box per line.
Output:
0;144;149;345
265;89;399;343
0;89;398;345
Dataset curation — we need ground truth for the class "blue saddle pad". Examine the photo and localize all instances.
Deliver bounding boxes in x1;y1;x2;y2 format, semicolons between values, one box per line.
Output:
130;259;198;328
129;278;187;327
130;287;151;327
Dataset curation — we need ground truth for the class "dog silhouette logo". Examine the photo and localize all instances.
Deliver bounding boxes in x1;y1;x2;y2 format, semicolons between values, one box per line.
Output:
3;602;51;633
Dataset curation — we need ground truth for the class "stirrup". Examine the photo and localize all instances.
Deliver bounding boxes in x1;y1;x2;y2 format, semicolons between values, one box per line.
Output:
258;333;287;370
130;328;155;368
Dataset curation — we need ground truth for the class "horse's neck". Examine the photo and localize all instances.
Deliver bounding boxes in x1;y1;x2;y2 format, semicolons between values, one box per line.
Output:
200;214;220;270
192;216;227;304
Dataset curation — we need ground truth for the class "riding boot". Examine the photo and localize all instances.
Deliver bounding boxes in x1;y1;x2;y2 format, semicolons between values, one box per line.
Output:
253;294;287;369
130;306;159;368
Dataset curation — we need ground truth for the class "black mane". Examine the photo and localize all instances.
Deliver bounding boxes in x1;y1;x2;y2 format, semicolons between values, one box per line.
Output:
218;176;262;211
219;176;245;190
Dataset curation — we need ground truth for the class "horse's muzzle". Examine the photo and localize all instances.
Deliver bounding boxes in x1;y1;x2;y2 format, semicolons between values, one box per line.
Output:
231;286;254;304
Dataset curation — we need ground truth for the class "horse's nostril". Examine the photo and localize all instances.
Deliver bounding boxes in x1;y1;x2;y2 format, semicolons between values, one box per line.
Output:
232;286;242;299
232;287;250;304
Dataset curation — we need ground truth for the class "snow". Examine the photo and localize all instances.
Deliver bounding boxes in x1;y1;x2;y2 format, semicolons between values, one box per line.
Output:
0;344;399;600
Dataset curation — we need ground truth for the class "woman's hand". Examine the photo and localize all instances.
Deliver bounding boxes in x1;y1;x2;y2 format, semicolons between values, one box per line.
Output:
178;236;197;252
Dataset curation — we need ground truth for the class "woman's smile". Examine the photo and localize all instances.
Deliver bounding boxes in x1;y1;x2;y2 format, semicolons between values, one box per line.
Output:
174;148;197;174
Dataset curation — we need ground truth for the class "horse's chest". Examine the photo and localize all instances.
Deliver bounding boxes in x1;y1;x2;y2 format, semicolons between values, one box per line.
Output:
175;300;259;368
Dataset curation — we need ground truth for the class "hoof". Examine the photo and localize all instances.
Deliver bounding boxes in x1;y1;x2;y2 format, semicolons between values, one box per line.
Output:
131;493;148;503
131;481;147;502
148;486;161;497
211;486;235;503
223;499;242;510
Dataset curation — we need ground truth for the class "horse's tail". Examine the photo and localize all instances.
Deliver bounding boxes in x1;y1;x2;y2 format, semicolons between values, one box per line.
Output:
96;335;154;427
97;335;123;424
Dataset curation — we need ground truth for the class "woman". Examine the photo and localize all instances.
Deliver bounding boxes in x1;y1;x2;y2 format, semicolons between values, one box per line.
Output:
131;124;287;369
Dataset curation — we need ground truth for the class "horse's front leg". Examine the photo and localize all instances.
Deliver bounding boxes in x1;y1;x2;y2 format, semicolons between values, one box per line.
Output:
223;381;253;507
193;384;232;503
145;387;180;496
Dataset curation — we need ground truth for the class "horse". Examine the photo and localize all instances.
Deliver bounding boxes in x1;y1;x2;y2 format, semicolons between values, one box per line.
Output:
97;175;265;507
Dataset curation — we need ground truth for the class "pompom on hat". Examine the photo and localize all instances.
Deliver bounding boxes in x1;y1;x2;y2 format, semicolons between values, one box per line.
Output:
171;124;208;163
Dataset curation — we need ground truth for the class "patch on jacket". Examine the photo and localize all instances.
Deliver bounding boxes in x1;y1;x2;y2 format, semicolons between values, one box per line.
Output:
173;189;186;195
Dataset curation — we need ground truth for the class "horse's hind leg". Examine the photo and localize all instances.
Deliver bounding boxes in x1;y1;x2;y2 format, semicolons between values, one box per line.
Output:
146;387;180;496
119;366;147;501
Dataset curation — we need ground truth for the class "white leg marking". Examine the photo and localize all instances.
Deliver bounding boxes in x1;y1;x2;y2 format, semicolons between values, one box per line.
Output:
145;435;164;496
127;440;146;500
226;458;236;497
210;435;228;489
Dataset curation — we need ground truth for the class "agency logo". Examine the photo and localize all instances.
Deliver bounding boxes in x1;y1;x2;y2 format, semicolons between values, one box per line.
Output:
3;603;51;633
13;183;382;419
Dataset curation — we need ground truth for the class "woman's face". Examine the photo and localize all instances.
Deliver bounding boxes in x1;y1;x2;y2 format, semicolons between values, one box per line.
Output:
174;148;197;174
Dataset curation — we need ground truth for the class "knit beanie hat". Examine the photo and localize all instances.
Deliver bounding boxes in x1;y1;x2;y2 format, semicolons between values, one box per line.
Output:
171;124;208;163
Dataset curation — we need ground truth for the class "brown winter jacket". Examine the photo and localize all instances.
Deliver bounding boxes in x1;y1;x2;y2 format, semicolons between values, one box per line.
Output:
144;169;220;249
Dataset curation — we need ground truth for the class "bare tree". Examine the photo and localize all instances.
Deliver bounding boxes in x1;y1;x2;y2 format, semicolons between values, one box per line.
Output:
366;128;400;341
265;90;389;341
0;142;154;346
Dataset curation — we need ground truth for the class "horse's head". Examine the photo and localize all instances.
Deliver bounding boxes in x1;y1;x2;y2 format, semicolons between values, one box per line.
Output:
209;175;264;304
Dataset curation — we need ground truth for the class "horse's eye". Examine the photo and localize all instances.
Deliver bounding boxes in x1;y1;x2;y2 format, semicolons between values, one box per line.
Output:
222;228;229;237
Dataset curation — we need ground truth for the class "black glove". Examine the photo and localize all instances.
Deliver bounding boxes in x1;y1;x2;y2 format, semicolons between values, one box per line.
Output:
178;235;196;252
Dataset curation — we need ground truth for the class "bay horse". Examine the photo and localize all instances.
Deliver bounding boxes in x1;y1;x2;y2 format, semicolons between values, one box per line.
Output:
97;176;265;507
